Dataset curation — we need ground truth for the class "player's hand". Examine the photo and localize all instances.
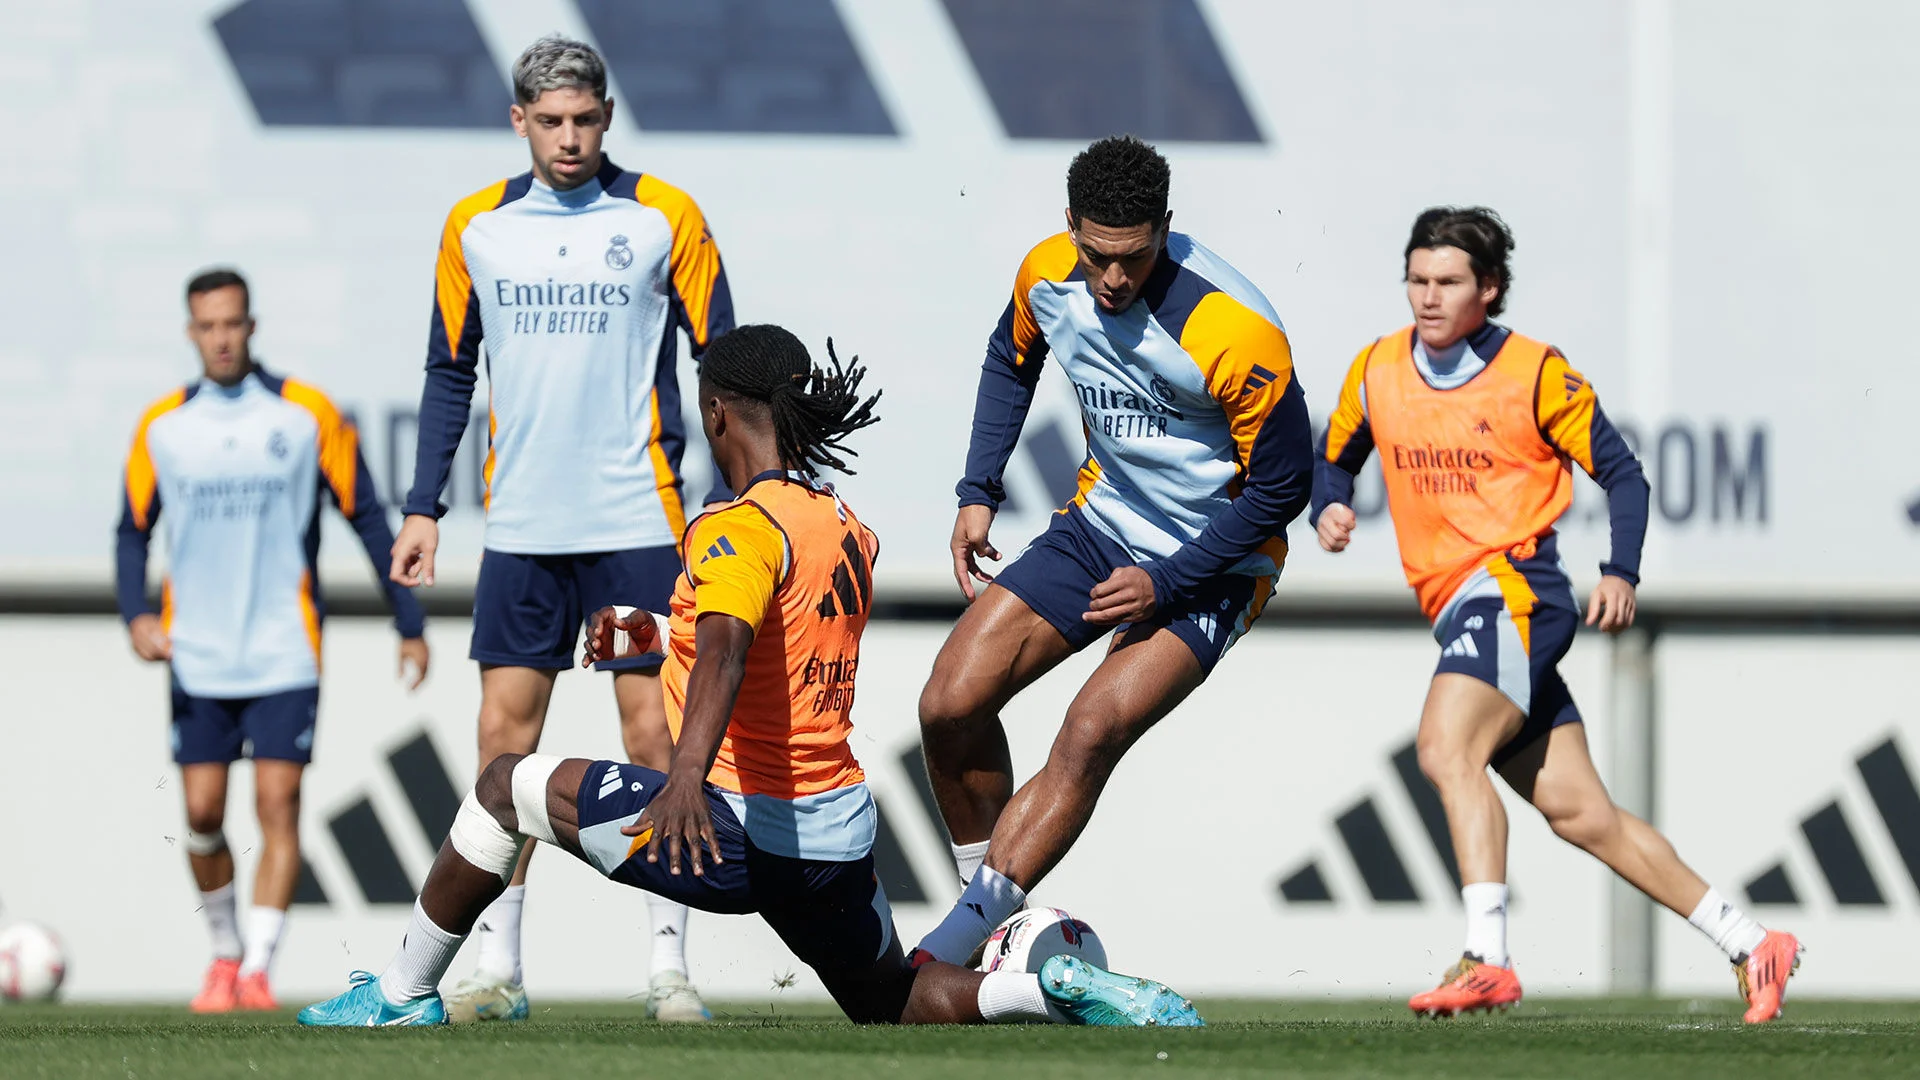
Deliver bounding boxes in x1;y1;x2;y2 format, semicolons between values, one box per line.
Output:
127;613;172;662
391;515;439;587
397;636;430;690
582;606;662;667
624;779;722;877
950;504;1001;602
1586;576;1637;633
1317;504;1357;553
1085;565;1157;626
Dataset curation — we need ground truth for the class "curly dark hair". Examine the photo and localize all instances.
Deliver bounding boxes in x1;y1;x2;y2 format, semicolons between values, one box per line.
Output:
1404;206;1516;317
700;324;881;478
1066;135;1171;229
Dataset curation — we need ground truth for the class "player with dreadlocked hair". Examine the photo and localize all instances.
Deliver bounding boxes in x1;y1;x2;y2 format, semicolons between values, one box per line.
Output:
698;324;880;479
300;323;1203;1028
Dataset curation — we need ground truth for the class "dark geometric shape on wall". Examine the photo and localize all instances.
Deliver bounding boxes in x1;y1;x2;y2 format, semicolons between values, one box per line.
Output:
1277;861;1332;903
1335;798;1419;903
214;0;509;127
1744;863;1799;906
940;0;1260;142
1801;801;1885;906
1857;739;1920;894
577;0;895;134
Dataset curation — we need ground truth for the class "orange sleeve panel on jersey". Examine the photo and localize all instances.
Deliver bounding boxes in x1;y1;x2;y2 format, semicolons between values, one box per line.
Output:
124;388;186;530
1009;233;1080;362
280;379;362;516
684;505;790;633
1180;290;1296;469
432;180;503;366
633;175;726;348
1323;344;1376;467
1534;350;1601;473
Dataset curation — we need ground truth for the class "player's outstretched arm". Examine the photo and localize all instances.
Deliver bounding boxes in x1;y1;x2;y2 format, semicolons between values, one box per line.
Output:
623;613;752;877
952;257;1054;600
397;198;487;570
1535;352;1648;633
117;409;171;662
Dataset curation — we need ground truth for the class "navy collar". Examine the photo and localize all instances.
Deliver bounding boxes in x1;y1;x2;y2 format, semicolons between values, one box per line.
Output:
740;468;814;493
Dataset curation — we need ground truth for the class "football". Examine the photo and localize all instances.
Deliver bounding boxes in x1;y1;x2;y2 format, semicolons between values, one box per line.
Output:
977;907;1106;974
0;921;67;1003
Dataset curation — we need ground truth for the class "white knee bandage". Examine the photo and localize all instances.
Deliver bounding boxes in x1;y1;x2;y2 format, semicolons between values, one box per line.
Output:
183;827;226;856
510;754;563;846
449;792;523;882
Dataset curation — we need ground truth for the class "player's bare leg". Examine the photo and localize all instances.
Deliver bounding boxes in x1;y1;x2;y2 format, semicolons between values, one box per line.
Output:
444;664;556;1022
1408;674;1526;1016
182;762;241;1013
614;669;709;1022
1498;723;1704;911
918;585;1076;880
1498;723;1801;1022
915;625;1203;964
235;759;302;1009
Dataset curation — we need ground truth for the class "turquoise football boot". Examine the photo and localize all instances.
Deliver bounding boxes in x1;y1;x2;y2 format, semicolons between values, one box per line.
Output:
1038;955;1205;1027
296;971;447;1027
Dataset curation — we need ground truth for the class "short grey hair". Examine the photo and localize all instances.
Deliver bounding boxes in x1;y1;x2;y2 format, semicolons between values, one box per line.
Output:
512;35;607;105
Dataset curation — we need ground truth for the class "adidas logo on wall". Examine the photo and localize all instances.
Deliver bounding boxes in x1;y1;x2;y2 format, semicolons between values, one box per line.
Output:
1743;735;1919;908
1277;740;1465;904
292;730;463;907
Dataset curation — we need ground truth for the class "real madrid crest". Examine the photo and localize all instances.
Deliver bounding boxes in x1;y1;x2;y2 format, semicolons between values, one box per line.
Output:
1149;373;1177;406
267;430;289;459
605;234;633;270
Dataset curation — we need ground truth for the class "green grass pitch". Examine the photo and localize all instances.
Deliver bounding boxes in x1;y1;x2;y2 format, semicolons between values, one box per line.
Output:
3;999;1916;1079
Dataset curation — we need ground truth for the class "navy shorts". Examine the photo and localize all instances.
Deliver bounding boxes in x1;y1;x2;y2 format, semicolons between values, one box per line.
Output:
170;679;319;765
994;508;1271;674
471;547;680;671
1433;595;1582;765
572;761;904;1016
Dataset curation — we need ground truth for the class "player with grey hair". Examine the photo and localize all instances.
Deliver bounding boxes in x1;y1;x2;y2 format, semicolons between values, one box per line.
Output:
391;34;736;1024
511;33;606;105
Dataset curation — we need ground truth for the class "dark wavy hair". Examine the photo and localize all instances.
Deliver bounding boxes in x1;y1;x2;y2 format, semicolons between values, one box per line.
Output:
1067;135;1171;229
700;325;881;478
1404;206;1515;317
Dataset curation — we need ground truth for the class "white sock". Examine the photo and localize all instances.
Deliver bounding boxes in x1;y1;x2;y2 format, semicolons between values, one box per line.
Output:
200;884;243;961
238;906;287;977
1687;887;1768;961
472;884;526;985
646;894;690;979
950;840;989;888
381;900;465;1005
1461;881;1510;968
915;866;1026;965
976;969;1066;1023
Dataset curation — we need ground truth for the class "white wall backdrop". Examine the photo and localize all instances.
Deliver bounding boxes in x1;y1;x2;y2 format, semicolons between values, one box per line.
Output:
2;1;1916;603
4;615;1910;1002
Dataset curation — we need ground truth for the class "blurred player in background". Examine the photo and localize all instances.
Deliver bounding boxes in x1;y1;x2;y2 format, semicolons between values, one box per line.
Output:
1313;207;1801;1022
389;36;733;1023
300;325;1201;1030
118;268;429;1012
913;136;1314;965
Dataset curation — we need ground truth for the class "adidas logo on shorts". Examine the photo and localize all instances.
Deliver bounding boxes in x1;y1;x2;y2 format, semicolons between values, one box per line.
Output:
1441;633;1480;659
598;765;623;800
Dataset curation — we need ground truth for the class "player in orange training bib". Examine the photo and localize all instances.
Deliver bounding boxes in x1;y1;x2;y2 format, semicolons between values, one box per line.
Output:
298;325;1203;1029
1313;207;1800;1022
